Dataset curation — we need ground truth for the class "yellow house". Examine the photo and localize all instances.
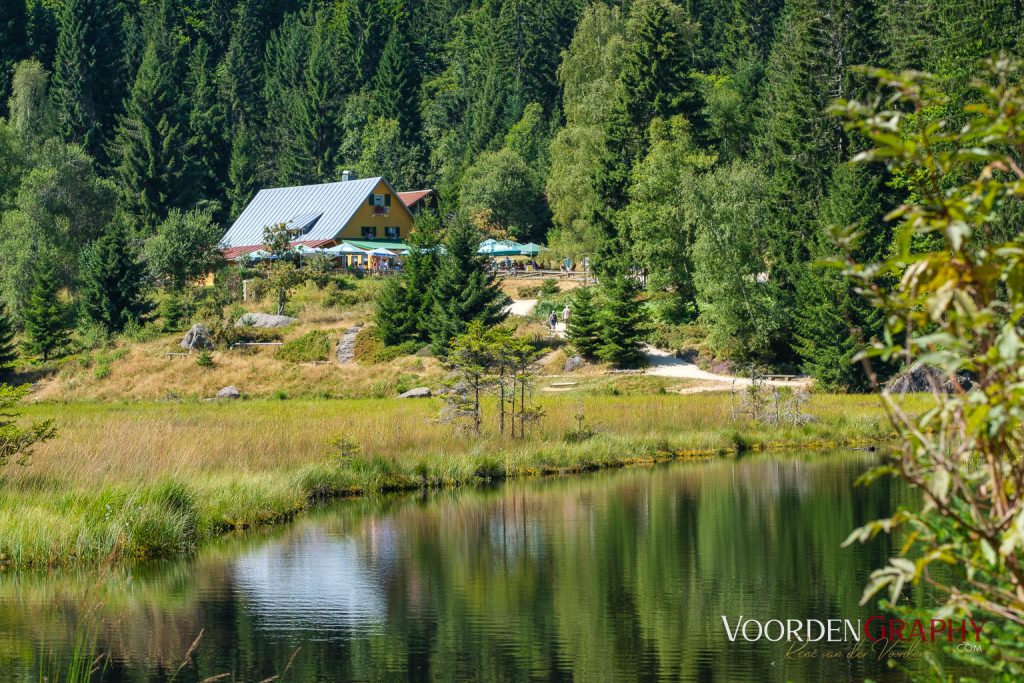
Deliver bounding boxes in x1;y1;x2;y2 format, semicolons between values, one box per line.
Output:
220;174;420;258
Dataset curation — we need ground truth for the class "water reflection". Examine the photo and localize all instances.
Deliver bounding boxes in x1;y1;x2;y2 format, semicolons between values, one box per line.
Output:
0;453;931;682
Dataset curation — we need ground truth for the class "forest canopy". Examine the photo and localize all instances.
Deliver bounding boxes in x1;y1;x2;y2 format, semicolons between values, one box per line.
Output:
0;0;1021;387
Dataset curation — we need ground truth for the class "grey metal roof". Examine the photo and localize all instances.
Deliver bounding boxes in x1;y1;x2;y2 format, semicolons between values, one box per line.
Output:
220;177;386;248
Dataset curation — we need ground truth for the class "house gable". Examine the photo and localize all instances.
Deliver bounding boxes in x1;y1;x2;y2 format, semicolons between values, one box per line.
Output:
220;177;415;248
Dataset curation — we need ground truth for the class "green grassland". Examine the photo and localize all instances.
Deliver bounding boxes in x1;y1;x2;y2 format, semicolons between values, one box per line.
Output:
0;391;903;568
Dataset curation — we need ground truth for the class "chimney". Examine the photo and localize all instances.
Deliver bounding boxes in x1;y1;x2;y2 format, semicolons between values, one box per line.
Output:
341;170;358;182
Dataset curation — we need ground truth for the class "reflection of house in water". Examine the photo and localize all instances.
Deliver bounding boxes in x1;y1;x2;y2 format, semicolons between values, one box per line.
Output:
232;529;389;632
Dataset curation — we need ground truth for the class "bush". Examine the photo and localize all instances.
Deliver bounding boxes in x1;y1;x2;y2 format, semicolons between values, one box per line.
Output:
195;350;214;368
276;330;334;363
353;327;418;364
517;284;542;298
538;278;560;298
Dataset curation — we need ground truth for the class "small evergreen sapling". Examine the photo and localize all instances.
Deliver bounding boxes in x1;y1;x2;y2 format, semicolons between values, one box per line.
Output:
22;253;71;361
567;286;602;360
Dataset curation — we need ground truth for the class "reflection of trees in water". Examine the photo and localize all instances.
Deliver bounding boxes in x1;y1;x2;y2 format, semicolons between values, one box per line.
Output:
0;453;907;682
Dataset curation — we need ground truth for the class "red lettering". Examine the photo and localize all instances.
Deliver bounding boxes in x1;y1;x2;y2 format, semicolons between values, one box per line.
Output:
930;619;947;641
864;616;886;643
891;619;906;641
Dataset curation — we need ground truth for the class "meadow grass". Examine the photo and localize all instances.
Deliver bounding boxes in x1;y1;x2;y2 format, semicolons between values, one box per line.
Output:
0;392;903;568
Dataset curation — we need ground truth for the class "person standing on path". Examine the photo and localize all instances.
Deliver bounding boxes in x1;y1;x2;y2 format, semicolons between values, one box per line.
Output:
562;305;571;325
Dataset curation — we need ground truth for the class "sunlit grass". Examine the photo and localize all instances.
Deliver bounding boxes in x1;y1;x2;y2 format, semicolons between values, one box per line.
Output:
0;392;907;568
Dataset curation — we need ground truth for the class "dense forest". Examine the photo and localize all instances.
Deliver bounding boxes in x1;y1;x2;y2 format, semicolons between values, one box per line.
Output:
0;0;1021;389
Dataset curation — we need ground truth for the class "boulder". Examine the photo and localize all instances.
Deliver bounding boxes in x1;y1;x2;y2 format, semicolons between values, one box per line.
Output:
399;387;432;399
564;355;585;372
235;313;299;328
216;385;241;399
886;362;972;395
180;324;214;351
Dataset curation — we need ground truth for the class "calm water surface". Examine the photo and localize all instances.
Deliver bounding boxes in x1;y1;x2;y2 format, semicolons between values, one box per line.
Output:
0;453;941;682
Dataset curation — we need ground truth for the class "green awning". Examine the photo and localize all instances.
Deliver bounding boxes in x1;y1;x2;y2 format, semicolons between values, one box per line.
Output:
341;239;410;252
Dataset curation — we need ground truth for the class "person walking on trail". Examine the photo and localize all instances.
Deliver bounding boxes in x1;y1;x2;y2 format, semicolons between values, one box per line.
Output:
548;311;558;332
562;305;571;325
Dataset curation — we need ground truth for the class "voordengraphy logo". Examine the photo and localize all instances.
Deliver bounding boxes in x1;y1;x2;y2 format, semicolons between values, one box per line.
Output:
722;616;986;648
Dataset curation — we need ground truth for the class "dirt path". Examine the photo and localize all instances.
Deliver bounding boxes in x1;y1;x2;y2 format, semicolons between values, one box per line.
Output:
509;300;809;394
644;346;810;390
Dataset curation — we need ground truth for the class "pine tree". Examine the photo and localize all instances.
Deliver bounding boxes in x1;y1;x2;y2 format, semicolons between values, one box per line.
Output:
0;302;17;373
0;0;29;118
111;20;195;232
79;222;152;333
597;269;649;368
186;40;228;218
593;0;700;271
22;253;70;361
567;286;602;360
371;20;420;142
428;217;510;354
404;222;442;344
751;0;882;362
220;0;267;129
50;0;126;158
375;274;413;346
227;123;259;218
794;163;892;390
280;10;351;183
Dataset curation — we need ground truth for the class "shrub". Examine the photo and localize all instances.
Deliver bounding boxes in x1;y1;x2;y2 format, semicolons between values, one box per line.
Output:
353;327;418;364
276;330;333;363
517;284;542;298
195;350;214;368
94;364;111;380
538;278;560;298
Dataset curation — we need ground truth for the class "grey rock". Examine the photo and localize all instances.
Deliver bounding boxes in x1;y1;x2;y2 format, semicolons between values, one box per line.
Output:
399;387;432;399
336;324;363;364
564;355;585;372
886;362;972;395
235;313;299;328
181;324;214;350
216;385;241;399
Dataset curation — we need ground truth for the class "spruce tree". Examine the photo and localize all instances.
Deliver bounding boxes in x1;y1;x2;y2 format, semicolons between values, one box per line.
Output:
22;253;70;361
597;268;649;368
403;222;441;344
111;19;195;232
0;0;29;117
428;217;510;355
0;302;17;373
227;123;259;219
375;274;413;346
596;0;700;217
371;21;420;142
567;286;602;360
280;10;351;183
79;222;152;333
220;0;267;129
794;163;892;390
50;0;126;158
186;40;228;218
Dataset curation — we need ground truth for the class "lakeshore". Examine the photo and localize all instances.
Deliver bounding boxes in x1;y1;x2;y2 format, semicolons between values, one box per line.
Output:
0;392;898;569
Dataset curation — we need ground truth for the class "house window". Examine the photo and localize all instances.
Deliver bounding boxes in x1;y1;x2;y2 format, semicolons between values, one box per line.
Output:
385;226;400;239
368;193;391;216
361;226;377;239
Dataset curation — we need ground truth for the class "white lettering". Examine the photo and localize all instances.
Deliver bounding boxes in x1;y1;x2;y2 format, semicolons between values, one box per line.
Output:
741;619;764;641
764;620;785;642
722;616;744;642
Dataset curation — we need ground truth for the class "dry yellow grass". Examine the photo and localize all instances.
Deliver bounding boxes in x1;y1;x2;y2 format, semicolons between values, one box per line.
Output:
15;393;890;488
0;392;899;567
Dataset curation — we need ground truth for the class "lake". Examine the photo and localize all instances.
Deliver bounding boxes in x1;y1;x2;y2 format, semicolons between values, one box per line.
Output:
0;453;939;682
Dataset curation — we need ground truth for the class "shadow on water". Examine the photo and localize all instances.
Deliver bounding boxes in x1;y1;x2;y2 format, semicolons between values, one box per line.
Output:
0;451;953;682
